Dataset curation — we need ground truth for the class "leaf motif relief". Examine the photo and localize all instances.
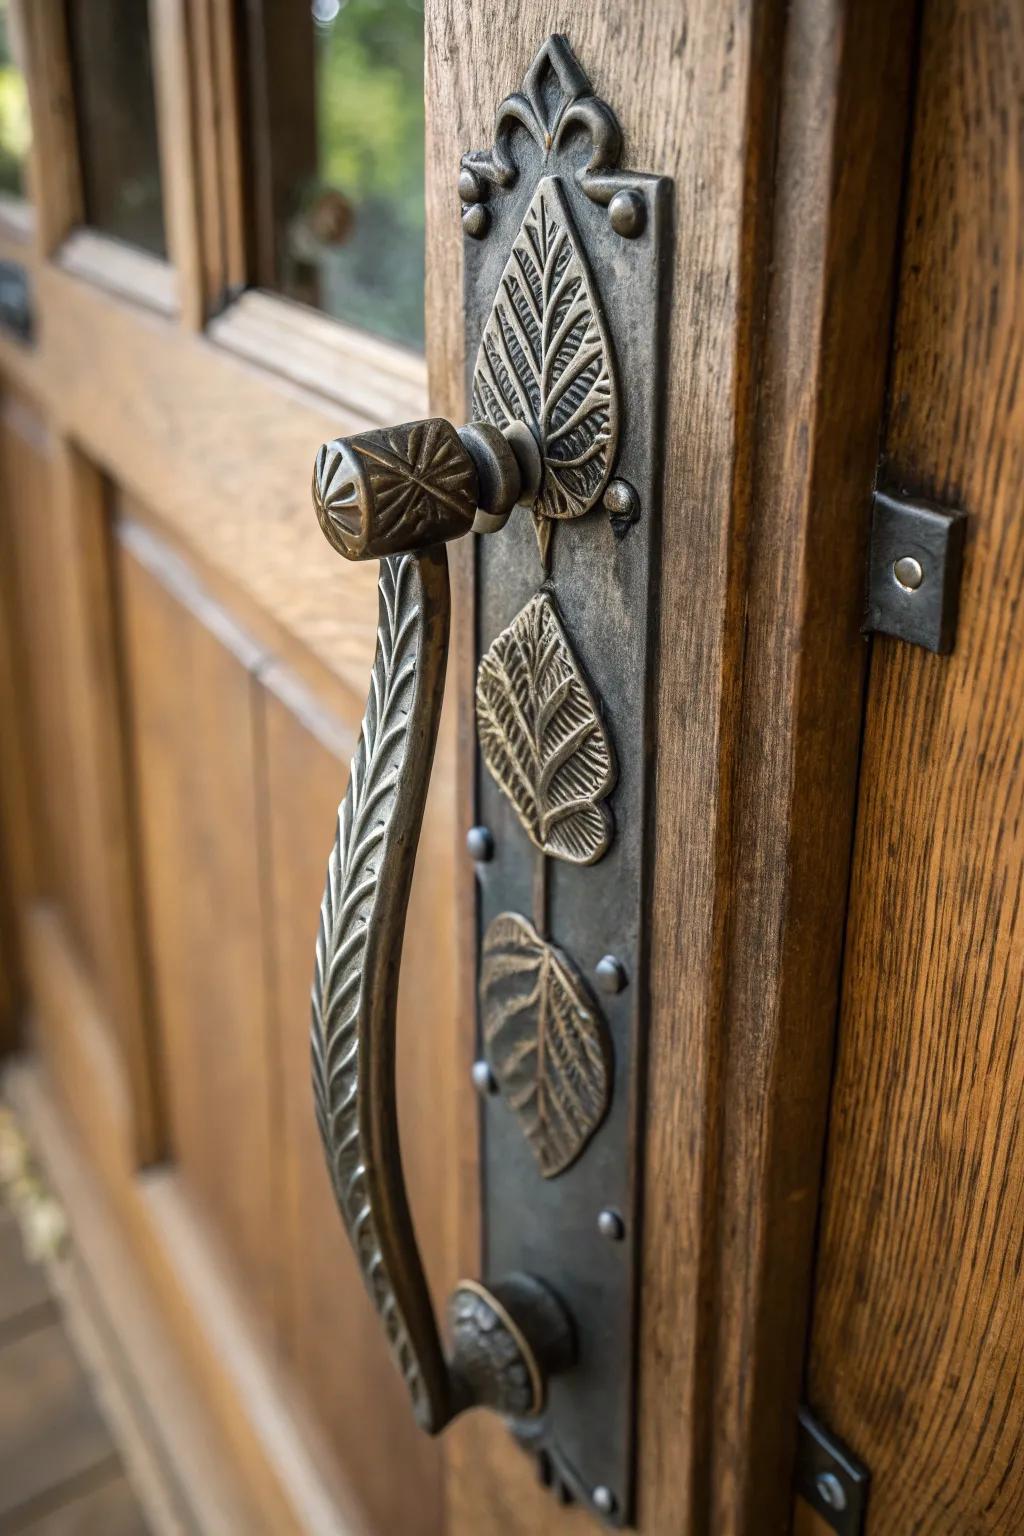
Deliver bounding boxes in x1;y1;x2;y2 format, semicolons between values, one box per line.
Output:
481;912;611;1178
310;552;433;1428
476;592;615;865
471;176;618;556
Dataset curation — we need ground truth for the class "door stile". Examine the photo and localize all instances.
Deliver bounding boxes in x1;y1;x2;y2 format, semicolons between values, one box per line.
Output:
428;2;918;1532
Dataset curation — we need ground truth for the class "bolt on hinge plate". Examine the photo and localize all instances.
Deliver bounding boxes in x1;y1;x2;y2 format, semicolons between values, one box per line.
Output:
795;1405;869;1536
865;489;967;653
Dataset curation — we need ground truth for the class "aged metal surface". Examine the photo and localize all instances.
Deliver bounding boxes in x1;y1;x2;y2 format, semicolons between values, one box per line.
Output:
476;592;616;865
311;549;454;1433
310;548;573;1435
464;32;671;1524
480;911;612;1177
865;489;967;653
472;176;618;563
307;31;670;1521
795;1406;870;1536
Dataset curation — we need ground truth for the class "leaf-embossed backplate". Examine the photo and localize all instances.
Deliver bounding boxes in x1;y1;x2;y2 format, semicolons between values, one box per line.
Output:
476;591;615;865
481;911;612;1178
472;177;618;560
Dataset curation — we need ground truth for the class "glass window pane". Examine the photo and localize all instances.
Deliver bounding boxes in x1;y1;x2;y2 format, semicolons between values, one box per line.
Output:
247;0;425;352
0;0;31;199
66;0;167;257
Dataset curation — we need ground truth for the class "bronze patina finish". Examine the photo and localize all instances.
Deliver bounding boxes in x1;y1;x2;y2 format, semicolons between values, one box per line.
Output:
308;30;671;1525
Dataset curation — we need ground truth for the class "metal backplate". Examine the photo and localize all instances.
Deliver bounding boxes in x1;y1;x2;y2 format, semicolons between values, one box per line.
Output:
463;35;672;1527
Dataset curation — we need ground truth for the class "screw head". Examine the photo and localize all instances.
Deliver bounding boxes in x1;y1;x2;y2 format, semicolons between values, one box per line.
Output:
608;189;646;239
595;955;627;994
893;554;924;590
597;1208;625;1241
466;825;494;862
471;1059;498;1096
592;1485;617;1517
815;1471;847;1512
462;202;489;239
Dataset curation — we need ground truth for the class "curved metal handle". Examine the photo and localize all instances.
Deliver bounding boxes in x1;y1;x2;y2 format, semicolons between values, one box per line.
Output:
310;417;568;1434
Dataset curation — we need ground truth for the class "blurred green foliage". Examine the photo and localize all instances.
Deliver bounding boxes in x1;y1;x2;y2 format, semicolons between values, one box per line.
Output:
290;0;426;349
0;0;30;199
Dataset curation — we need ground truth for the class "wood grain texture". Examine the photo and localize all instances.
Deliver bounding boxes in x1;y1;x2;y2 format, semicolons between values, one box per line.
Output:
429;4;912;1532
16;0;82;254
260;661;446;1536
116;517;278;1324
805;3;1024;1532
710;4;916;1531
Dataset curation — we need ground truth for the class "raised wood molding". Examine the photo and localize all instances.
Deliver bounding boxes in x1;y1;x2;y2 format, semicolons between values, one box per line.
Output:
16;0;82;256
0;239;381;711
57;229;180;316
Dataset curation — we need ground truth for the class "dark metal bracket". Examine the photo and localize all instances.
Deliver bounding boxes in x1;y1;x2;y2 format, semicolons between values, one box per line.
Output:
795;1405;870;1536
865;489;967;653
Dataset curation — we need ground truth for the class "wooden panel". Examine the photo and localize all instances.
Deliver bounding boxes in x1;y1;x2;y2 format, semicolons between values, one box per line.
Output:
259;663;445;1536
2;409;157;1158
0;397;81;933
428;3;914;1533
805;4;1024;1533
117;516;277;1321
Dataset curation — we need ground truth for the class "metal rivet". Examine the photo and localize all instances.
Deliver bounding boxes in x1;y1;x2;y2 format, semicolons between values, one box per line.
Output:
815;1471;847;1512
466;825;494;862
471;1059;498;1096
608;189;646;239
597;1208;625;1241
893;555;924;590
595;955;627;994
592;1485;617;1517
458;166;485;204
462;202;489;239
603;478;639;524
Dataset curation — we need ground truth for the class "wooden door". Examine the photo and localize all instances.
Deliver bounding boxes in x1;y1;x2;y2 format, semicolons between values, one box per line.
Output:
799;3;1024;1533
0;3;449;1532
1;2;1016;1535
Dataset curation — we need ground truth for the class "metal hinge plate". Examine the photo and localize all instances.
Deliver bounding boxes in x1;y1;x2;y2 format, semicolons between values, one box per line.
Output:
795;1405;870;1536
865;489;967;653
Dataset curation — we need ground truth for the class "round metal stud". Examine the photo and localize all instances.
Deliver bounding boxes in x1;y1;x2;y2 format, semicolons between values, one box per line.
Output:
458;166;485;204
471;1059;498;1096
893;554;924;591
592;1486;618;1517
595;955;627;994
603;478;640;526
597;1208;625;1242
608;189;646;239
466;825;494;862
815;1471;848;1512
462;202;490;239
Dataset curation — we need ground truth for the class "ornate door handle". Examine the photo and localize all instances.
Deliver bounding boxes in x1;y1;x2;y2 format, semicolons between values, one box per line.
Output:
308;34;671;1524
310;414;570;1434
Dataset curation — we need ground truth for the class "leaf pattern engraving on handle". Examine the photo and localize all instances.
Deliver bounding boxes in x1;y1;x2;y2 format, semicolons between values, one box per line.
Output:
311;552;440;1430
481;912;612;1178
476;591;615;865
471;175;618;557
